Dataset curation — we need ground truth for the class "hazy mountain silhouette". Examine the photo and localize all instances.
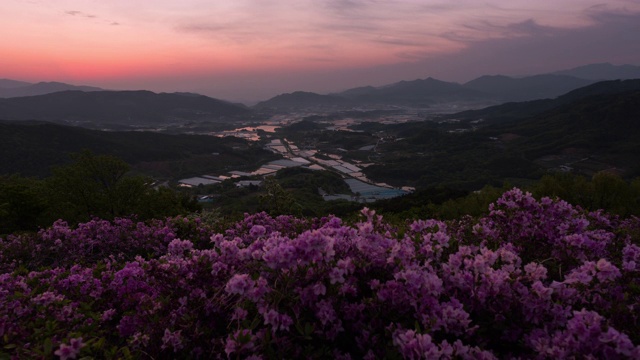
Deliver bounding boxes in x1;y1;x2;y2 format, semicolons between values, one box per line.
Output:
4;62;639;116
0;81;103;98
463;74;594;102
259;63;639;109
554;79;640;103
334;86;377;98
341;77;489;106
254;91;350;110
552;63;640;80
0;90;251;125
256;77;492;110
337;63;640;106
0;79;33;89
452;79;640;123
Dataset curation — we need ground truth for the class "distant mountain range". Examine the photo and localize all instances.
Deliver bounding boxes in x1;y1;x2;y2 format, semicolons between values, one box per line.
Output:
0;79;32;89
255;77;491;110
0;90;251;126
452;79;640;124
462;74;594;102
340;77;489;105
551;62;640;80
253;91;350;110
0;80;103;98
1;62;639;122
255;74;591;110
255;63;640;110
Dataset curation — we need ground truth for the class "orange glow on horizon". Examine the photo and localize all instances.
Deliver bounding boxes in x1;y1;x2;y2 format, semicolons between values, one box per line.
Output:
2;40;450;85
2;0;639;100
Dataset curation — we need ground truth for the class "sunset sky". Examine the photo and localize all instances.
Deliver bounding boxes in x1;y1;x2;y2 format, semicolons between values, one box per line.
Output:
2;0;640;103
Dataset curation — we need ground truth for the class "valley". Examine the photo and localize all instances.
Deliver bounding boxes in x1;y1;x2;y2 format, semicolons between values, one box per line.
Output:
2;68;640;219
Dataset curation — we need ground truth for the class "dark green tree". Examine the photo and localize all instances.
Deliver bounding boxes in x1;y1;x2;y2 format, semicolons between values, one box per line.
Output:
0;175;48;234
532;172;640;216
46;151;137;221
259;176;301;216
591;171;632;214
46;151;200;224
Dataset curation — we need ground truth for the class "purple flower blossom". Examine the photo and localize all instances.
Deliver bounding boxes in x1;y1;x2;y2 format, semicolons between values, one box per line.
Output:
595;258;621;282
101;308;116;322
524;262;548;281
167;238;194;257
225;329;257;357
622;243;640;271
262;309;293;332
161;329;183;352
54;338;84;360
393;329;440;360
225;274;254;296
316;299;337;326
249;224;266;238
31;291;65;306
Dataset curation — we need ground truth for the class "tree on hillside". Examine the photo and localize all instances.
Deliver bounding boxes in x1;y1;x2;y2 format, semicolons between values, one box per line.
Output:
47;151;137;221
532;172;640;217
46;151;199;223
259;176;301;216
0;175;48;234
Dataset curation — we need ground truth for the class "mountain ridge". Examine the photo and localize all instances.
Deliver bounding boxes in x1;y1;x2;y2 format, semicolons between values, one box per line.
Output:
0;90;251;126
254;63;640;109
3;62;639;108
463;74;595;102
0;80;103;98
0;79;33;89
254;91;350;110
551;62;640;80
449;79;640;124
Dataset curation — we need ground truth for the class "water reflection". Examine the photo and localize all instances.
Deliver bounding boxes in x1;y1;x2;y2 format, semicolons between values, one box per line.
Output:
213;125;280;141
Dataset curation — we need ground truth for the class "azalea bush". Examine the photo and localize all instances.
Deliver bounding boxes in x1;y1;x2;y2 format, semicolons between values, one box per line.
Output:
1;188;639;359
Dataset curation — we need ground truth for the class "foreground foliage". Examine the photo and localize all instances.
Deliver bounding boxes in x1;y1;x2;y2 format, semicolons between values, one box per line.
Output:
1;189;639;359
0;152;200;234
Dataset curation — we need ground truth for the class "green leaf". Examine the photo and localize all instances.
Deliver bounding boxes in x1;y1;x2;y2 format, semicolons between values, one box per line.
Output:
43;338;53;355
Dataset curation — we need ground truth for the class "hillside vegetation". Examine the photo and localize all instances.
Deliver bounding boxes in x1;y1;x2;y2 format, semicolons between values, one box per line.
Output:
0;90;251;126
0;189;638;358
360;88;640;189
0;121;277;178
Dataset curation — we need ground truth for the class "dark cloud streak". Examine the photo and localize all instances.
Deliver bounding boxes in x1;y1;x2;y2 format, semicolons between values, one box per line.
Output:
411;8;640;80
65;10;96;18
373;37;425;47
64;9;122;26
210;7;640;101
